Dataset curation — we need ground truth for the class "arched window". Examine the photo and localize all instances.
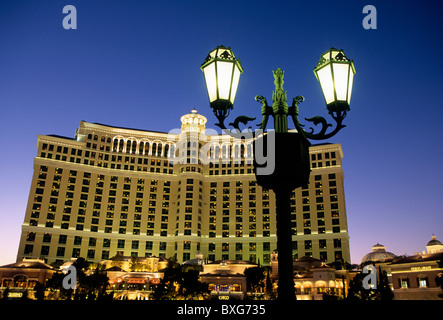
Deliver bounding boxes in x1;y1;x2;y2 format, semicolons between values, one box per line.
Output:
247;144;253;157
119;139;124;153
113;139;119;152
107;137;111;143
145;142;150;155
93;135;98;141
131;140;137;154
139;141;144;154
126;140;132;153
157;143;163;157
234;145;240;158
169;144;176;158
164;144;170;158
152;143;157;156
87;134;92;140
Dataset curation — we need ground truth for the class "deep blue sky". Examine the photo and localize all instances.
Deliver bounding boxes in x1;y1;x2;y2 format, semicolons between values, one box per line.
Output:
0;0;442;265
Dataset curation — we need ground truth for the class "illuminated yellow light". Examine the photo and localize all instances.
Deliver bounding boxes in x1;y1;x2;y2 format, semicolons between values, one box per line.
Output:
332;63;350;101
216;61;234;100
230;66;241;104
317;66;334;104
203;63;217;102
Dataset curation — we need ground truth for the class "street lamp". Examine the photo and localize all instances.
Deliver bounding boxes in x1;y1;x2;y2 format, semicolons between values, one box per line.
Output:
201;45;356;301
201;45;243;129
314;48;355;113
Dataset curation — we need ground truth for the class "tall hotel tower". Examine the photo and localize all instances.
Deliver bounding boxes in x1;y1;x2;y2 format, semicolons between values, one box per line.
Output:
17;110;350;265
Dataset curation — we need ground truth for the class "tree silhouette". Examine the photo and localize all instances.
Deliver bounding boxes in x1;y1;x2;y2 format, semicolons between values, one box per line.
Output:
244;266;265;294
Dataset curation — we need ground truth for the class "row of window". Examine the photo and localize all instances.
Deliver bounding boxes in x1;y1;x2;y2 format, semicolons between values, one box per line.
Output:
23;233;344;263
398;277;430;289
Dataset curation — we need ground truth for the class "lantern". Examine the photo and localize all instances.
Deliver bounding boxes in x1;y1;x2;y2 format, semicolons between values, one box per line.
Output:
201;45;243;119
314;48;356;113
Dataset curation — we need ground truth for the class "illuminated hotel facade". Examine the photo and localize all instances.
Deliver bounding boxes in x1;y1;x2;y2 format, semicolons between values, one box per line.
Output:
17;110;350;266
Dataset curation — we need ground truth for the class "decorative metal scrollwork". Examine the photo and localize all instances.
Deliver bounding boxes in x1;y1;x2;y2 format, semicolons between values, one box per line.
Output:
210;67;348;141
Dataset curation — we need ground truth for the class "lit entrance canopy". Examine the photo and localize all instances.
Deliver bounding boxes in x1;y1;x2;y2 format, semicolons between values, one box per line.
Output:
314;48;356;114
201;45;243;122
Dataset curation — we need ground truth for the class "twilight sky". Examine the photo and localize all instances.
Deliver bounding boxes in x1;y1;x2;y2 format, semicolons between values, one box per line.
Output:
0;0;442;266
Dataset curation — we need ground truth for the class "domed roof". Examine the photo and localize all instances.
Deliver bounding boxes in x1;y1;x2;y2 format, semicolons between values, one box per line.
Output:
427;235;443;247
426;235;443;254
361;243;396;264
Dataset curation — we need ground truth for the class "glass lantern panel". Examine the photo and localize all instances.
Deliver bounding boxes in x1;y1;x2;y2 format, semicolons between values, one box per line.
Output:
203;62;217;102
347;67;354;104
230;65;241;104
332;63;350;101
317;65;335;105
216;60;234;100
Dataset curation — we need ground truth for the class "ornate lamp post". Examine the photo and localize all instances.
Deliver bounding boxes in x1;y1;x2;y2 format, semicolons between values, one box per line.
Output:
201;45;356;300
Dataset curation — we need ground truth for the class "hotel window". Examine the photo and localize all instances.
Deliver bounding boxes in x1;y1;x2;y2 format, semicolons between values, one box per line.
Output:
102;251;110;260
26;232;36;242
319;239;327;249
183;241;191;250
418;277;428;288
183;253;191;261
87;250;95;259
24;244;33;255
57;247;65;257
42;233;52;243
72;248;80;258
400;278;409;289
333;239;342;248
320;252;328;261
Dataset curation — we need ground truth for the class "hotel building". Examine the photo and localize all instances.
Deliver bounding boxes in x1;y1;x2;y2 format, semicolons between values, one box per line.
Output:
16;110;350;266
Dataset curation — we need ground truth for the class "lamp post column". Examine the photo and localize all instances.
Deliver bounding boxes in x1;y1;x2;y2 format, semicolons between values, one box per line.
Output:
274;186;295;300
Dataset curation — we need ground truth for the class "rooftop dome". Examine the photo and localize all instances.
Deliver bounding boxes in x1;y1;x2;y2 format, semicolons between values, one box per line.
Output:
426;235;443;254
361;243;396;264
427;235;443;247
180;109;207;133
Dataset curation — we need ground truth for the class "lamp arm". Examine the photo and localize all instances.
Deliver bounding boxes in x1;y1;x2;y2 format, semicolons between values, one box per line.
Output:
301;109;347;140
212;110;257;139
287;95;348;140
255;95;273;130
288;96;306;134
